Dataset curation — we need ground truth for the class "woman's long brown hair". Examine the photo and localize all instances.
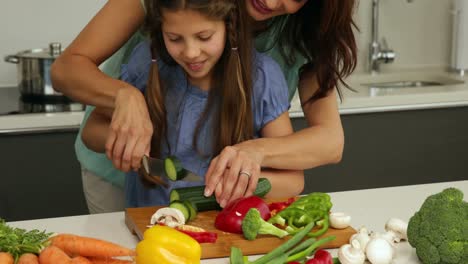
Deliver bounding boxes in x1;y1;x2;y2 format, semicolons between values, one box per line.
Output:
141;0;253;185
259;0;358;104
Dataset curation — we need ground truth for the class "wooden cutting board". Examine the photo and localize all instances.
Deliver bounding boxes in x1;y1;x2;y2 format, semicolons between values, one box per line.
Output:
125;202;356;259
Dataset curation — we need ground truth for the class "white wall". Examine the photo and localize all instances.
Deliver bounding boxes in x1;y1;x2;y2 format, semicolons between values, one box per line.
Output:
0;0;105;86
0;0;454;86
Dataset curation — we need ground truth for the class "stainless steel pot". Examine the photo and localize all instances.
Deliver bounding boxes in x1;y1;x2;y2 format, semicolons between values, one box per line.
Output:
4;42;64;97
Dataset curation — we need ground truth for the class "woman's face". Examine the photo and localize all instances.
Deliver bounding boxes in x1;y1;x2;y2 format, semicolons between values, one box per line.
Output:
162;9;226;89
245;0;308;21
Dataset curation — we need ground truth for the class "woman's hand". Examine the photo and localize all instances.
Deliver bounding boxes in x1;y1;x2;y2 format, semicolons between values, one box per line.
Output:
204;142;265;207
105;87;153;172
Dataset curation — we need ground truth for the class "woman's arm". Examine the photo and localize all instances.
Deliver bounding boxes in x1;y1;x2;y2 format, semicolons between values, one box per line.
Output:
212;112;304;207
51;0;145;108
258;168;304;199
52;0;153;172
82;107;140;172
255;71;344;169
205;71;344;199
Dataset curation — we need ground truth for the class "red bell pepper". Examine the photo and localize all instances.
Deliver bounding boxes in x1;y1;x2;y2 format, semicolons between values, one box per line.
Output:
268;197;296;216
176;229;218;243
305;249;333;264
174;224;218;243
214;196;270;234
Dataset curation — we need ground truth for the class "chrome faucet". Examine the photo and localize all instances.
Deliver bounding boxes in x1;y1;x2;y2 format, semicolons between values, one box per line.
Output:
369;0;396;73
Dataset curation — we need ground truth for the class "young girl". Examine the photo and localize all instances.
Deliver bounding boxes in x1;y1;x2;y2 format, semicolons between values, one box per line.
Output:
81;0;303;207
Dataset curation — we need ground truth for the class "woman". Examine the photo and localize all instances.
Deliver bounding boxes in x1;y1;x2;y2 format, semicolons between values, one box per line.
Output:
51;0;357;212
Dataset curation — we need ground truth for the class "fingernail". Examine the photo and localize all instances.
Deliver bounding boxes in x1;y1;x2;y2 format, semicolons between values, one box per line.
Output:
220;200;226;208
204;188;211;197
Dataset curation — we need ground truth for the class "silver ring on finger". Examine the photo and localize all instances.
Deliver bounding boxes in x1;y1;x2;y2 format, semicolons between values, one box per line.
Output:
239;171;252;179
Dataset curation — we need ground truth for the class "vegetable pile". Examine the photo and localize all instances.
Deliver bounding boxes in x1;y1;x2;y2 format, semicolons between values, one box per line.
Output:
221;192;337;264
215;192;333;241
407;187;467;264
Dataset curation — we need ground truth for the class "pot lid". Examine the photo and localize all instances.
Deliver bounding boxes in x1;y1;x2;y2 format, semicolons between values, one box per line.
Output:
13;42;63;59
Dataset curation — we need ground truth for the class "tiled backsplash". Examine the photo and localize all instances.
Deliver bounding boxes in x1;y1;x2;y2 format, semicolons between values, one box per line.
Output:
0;0;454;86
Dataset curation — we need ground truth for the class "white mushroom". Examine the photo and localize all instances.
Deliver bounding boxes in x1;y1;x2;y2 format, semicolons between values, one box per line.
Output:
329;212;352;229
384;217;408;242
338;239;366;264
350;227;371;252
365;236;395;264
150;207;185;227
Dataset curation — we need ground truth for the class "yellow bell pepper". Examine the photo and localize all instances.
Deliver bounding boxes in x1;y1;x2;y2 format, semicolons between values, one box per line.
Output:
136;225;201;264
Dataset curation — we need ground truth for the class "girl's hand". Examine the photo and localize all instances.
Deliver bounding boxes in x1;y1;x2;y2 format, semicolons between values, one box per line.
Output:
204;143;264;207
105;87;153;172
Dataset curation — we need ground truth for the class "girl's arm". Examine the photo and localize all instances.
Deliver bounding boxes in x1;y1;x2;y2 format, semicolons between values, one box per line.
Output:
212;112;305;207
81;108;111;154
257;70;344;169
51;0;153;172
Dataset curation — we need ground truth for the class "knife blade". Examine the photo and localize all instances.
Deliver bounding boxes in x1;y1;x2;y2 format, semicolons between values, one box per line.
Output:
141;155;203;182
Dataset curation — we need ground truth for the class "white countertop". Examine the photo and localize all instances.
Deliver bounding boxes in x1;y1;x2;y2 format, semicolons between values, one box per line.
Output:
289;68;468;116
8;180;468;264
0;111;84;134
2;68;468;133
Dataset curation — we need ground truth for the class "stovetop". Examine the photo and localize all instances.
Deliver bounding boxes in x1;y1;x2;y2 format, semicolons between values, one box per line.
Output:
0;87;84;116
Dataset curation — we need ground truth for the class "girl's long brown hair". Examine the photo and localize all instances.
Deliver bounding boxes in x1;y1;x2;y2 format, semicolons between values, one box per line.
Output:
259;0;358;104
141;0;253;185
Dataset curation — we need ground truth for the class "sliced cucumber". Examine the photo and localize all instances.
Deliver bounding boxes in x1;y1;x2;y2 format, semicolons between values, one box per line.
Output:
165;156;187;181
183;200;198;221
169;178;272;212
169;200;190;221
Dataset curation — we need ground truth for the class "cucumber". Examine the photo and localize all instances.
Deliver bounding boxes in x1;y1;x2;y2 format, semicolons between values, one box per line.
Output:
170;178;272;212
165;156;187;181
183;200;198;221
169;200;190;221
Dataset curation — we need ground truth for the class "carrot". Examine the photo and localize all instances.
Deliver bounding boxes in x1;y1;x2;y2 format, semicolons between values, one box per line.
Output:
50;234;135;258
88;257;135;264
38;246;72;264
17;253;39;264
71;256;93;264
0;252;14;264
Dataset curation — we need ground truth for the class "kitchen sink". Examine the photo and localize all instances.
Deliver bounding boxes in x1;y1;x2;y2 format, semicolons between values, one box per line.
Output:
361;76;465;89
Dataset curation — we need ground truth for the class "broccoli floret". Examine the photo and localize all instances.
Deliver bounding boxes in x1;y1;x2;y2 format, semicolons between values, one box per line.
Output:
407;187;468;264
242;208;289;240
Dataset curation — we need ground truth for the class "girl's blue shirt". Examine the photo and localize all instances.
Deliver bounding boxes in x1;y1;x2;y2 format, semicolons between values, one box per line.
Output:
123;41;290;207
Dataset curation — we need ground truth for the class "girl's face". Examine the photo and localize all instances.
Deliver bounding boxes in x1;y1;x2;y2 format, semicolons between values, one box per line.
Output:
162;9;226;90
245;0;308;21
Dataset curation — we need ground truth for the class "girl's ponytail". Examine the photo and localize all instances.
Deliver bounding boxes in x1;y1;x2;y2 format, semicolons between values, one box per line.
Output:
215;0;254;152
139;44;168;187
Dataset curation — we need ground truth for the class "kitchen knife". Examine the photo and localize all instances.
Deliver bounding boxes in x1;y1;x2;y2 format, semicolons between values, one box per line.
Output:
141;155;203;183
